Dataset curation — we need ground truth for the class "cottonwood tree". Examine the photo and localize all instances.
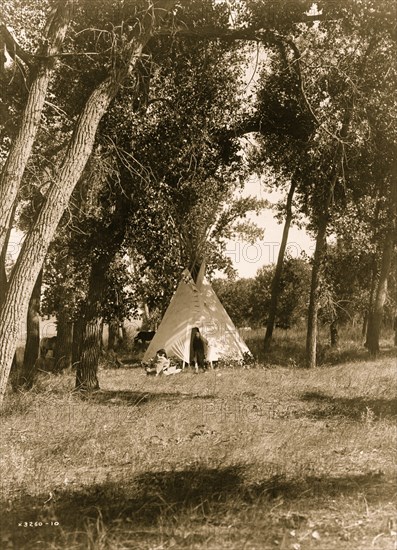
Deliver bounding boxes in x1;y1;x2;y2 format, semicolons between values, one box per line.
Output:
3;0;391;400
41;156;109;374
213;256;311;329
244;38;315;349
0;0;339;401
255;1;396;367
0;0;177;404
38;1;255;390
312;0;397;355
104;17;264;304
41;145;142;386
355;42;397;353
235;0;395;363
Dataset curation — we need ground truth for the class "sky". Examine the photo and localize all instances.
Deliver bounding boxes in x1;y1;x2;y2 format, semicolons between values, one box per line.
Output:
5;20;318;282
223;39;316;279
224;176;315;279
6;173;316;281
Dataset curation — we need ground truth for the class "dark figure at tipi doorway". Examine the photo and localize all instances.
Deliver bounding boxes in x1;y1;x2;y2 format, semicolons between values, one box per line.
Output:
190;327;207;373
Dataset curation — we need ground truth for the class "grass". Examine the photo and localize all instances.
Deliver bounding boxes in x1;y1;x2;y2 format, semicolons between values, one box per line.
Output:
1;329;396;549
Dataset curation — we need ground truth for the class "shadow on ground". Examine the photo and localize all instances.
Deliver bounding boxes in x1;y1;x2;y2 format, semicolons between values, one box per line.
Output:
79;389;215;407
248;337;396;369
2;465;394;549
322;346;397;366
301;391;397;420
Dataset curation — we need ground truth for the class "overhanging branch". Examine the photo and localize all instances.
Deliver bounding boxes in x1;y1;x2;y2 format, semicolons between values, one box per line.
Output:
0;23;34;70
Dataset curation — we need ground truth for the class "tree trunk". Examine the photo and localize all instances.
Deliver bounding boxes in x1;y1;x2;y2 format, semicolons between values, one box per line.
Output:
366;229;395;355
330;318;339;347
54;311;73;372
305;215;328;368
75;252;116;390
75;318;101;391
108;317;122;351
0;1;72;254
364;252;378;346
0;247;7;304
1;202;19;391
264;178;296;351
0;74;121;403
142;302;150;329
367;168;397;354
74;254;110;391
17;269;43;389
72;317;84;369
0;201;18;304
362;311;368;337
0;3;174;406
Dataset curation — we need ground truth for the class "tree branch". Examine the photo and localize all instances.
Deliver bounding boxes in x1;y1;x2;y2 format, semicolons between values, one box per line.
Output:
0;23;34;69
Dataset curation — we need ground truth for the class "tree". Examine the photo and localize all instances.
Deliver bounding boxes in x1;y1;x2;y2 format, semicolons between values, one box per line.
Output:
253;257;310;329
366;176;397;355
19;270;43;388
213;257;310;330
38;0;254;390
0;0;72;256
249;1;396;366
212;277;256;328
0;0;177;404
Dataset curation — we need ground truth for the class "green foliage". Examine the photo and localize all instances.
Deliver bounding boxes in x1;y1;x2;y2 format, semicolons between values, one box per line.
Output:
253;256;311;326
39;0;265;323
212;277;256;328
213;256;311;328
3;0;396;358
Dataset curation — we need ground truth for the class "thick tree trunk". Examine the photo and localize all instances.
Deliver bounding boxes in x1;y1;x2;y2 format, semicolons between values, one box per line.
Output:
0;202;19;391
364;253;378;345
75;318;101;391
362;312;368;338
264;178;296;351
0;200;18;303
54;310;73;372
330;318;339;347
0;75;121;403
367;169;397;354
366;229;395;355
72;317;84;369
0;3;174;406
0;252;7;304
0;1;72;254
305;215;328;368
17;269;43;389
108;317;123;351
74;256;111;391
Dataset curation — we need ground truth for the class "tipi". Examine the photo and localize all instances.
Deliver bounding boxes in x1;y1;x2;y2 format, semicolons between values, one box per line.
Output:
143;266;251;364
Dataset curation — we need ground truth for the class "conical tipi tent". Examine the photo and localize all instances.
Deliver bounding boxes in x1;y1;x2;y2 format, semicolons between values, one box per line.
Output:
143;266;251;364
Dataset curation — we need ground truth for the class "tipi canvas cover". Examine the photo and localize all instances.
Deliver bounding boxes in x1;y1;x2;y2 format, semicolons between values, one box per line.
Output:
143;268;251;363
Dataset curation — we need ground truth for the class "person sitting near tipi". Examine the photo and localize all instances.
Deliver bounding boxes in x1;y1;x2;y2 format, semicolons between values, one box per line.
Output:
146;349;170;376
191;327;208;373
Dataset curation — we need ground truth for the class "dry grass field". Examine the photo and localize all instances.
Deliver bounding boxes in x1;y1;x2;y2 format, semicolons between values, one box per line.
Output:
1;328;396;549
